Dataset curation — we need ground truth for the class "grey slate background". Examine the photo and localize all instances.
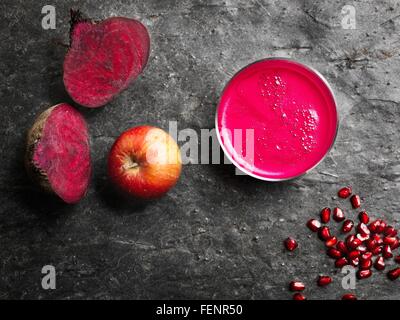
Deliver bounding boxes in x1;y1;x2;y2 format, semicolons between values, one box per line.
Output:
1;0;400;299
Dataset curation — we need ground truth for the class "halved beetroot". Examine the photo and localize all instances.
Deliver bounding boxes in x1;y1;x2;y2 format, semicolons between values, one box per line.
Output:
25;103;91;203
63;10;150;108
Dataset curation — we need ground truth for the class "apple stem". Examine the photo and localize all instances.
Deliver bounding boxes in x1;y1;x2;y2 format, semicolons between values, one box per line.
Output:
122;159;139;171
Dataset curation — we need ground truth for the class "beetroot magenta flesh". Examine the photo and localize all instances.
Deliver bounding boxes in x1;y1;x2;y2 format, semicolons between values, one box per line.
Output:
63;10;150;108
25;103;91;203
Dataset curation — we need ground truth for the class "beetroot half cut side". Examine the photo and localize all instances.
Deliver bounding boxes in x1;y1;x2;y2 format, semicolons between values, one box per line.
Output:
25;103;91;203
63;10;151;108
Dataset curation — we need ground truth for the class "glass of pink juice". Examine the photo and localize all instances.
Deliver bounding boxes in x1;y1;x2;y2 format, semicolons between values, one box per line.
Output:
216;58;338;181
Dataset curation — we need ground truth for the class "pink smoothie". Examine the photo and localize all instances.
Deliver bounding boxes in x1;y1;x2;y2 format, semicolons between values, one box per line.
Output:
216;59;338;180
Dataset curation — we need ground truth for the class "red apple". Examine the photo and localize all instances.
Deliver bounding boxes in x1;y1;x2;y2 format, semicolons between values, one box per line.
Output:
108;126;182;198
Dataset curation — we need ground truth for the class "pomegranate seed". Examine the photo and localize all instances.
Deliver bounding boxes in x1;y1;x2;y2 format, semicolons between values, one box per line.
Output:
325;236;338;248
307;219;321;232
346;234;355;242
284;237;298;251
384;226;398;237
350;195;361;208
358;211;369;224
360;258;372;270
374;256;385;271
342;220;354;233
332;207;345;222
366;239;378;251
350;257;360;267
357;233;370;242
368;220;381;233
357;269;372;279
357;245;367;254
345;235;356;248
391;239;400;250
317;275;332;287
348;250;360;260
320;207;331;223
289;281;305;291
338;186;352;199
348;238;362;250
376;220;386;233
371;246;382;256
293;293;306;300
335;257;349;268
395;256;400;264
383;236;397;246
383;245;393;259
342;293;357;300
387;267;400;281
372;234;383;245
319;226;331;241
362;252;373;261
357;223;370;237
328;248;342;259
337;241;348;254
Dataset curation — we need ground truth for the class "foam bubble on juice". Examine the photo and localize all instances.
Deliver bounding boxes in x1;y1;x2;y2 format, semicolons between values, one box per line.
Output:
257;72;319;160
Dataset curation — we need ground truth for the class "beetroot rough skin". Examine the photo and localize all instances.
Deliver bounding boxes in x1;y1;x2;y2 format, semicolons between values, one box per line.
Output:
63;10;150;108
25;103;91;203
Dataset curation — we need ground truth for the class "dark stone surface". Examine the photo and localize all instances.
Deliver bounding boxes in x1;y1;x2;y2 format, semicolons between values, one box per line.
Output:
1;0;400;299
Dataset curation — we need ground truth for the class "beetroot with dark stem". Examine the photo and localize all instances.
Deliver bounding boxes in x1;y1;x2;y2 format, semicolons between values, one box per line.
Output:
25;103;91;203
63;10;150;108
